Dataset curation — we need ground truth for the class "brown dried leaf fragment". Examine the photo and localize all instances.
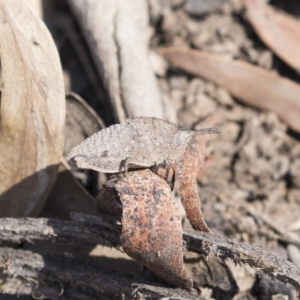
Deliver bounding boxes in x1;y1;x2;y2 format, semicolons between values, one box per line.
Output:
162;48;300;132
65;92;105;156
110;169;193;291
176;112;222;233
0;0;65;216
245;0;300;72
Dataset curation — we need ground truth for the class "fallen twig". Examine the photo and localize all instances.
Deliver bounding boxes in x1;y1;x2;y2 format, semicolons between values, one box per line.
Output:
184;231;300;290
0;214;299;291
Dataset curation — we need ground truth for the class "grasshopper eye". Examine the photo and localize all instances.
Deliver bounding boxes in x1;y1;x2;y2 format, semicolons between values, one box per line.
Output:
174;131;186;146
101;150;109;157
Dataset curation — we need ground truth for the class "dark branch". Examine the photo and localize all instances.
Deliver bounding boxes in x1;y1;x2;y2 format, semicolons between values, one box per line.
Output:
184;230;300;290
0;213;299;292
0;247;201;300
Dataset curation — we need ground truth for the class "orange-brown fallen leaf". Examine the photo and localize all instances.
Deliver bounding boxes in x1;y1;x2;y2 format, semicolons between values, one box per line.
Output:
111;169;193;291
149;112;221;233
245;0;300;72
176;111;222;233
161;48;300;132
0;0;65;216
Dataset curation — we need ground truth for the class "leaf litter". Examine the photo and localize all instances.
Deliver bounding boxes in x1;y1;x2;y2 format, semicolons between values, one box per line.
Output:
1;0;300;298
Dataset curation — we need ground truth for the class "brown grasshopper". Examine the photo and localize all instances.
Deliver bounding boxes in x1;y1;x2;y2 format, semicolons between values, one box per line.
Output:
66;116;219;173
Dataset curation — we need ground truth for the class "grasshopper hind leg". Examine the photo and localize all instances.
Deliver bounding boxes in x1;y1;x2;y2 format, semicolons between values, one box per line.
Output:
151;160;175;189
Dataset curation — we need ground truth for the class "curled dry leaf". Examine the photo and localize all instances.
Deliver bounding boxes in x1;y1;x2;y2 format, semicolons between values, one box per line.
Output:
0;0;65;216
109;169;193;291
162;48;300;132
176;111;223;233
245;0;300;72
65;92;105;156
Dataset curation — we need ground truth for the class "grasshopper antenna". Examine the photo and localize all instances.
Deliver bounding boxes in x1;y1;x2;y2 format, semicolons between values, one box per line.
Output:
193;127;220;136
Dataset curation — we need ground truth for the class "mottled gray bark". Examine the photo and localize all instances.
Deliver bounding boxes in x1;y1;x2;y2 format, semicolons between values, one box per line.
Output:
0;247;202;300
0;214;299;292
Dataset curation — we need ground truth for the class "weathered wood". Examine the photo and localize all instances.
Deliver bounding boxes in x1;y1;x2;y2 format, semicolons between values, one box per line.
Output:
0;214;299;291
0;214;121;248
184;230;300;291
0;247;202;300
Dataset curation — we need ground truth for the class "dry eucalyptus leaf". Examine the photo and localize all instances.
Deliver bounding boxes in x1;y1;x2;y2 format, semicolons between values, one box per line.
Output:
176;111;222;232
109;169;193;291
0;0;65;216
67;0;166;120
162;48;300;132
26;0;42;18
246;0;300;72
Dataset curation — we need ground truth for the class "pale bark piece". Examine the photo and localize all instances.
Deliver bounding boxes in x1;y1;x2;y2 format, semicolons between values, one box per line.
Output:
0;0;65;216
67;0;165;120
26;0;43;18
162;48;300;133
245;0;300;72
111;169;193;291
115;1;164;118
